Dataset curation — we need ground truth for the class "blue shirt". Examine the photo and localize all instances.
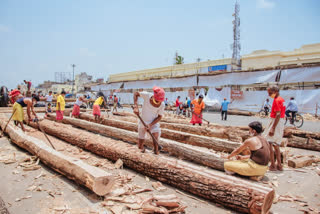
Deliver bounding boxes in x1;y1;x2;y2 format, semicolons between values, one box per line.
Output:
221;100;230;111
187;99;191;107
287;100;298;112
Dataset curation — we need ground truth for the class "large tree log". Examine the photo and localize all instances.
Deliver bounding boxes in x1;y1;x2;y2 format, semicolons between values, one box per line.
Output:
26;117;275;213
284;127;320;140
46;114;225;171
227;109;255;116
0;114;114;196
286;135;320;151
288;156;320;168
109;114;247;143
77;113;241;153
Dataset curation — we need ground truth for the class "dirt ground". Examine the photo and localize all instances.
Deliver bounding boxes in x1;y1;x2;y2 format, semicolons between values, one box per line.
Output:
0;111;320;213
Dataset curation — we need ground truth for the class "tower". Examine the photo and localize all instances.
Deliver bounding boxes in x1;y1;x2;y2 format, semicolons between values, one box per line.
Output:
231;1;241;71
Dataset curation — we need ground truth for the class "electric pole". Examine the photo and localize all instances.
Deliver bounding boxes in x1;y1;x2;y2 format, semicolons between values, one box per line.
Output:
231;0;241;71
71;64;76;97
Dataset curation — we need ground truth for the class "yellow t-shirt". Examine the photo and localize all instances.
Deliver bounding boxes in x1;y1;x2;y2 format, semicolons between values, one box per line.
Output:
57;95;65;111
94;97;103;106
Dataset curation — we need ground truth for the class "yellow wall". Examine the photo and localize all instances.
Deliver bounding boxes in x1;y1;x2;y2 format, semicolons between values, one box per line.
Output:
108;43;320;83
241;43;320;70
108;58;232;83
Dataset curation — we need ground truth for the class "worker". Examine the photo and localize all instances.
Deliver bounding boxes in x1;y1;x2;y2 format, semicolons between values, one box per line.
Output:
263;98;271;116
56;91;66;122
93;92;107;122
263;85;286;171
133;86;165;155
113;95;118;112
24;80;32;92
72;95;87;118
12;95;39;132
224;121;270;179
175;96;181;115
220;98;234;121
190;94;205;126
45;91;53;115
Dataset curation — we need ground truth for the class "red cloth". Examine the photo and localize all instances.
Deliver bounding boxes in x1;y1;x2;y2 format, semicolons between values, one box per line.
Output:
153;86;165;102
27;81;32;90
9;89;21;103
56;110;64;120
72;104;80;116
190;112;202;124
175;99;181;107
114;97;118;103
93;104;101;116
270;96;285;118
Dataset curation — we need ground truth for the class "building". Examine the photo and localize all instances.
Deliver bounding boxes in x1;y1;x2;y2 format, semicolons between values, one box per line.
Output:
74;72;93;93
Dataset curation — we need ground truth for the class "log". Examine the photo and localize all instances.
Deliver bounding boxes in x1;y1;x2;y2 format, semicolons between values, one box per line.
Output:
77;113;241;153
288;156;320;168
0;114;114;196
46;114;225;171
286;136;320;152
27;117;274;213
284;127;320;140
227;109;254;116
112;111;136;117
110;115;247;143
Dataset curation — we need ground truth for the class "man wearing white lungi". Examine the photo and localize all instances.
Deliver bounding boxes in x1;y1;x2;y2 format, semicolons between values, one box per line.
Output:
263;85;286;171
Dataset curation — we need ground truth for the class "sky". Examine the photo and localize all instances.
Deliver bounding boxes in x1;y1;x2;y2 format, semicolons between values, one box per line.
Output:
0;0;319;89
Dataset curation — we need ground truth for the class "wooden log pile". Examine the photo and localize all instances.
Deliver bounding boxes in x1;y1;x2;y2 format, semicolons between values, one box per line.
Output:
0;114;115;196
46;114;225;171
27;117;275;213
77;113;241;153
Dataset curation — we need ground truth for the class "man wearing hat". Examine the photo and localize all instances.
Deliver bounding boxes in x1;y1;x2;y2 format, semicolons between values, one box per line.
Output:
190;94;205;126
133;86;165;155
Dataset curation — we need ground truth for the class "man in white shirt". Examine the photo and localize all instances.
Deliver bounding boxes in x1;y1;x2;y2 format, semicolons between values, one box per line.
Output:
285;97;298;124
45;91;53;114
133;86;165;155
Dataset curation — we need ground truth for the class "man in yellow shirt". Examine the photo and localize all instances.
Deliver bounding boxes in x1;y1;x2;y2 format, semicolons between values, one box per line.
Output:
93;93;107;122
56;91;66;121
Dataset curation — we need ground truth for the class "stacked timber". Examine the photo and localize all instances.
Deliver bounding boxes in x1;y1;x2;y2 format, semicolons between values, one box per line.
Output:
76;113;241;152
27;118;275;213
0;114;115;196
45;114;225;171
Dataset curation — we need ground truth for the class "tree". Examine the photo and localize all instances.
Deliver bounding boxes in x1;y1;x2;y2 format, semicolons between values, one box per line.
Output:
175;51;184;64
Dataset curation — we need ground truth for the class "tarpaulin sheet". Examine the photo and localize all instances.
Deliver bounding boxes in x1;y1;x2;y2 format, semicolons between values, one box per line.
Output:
123;76;197;89
91;82;123;91
198;70;280;87
279;66;320;83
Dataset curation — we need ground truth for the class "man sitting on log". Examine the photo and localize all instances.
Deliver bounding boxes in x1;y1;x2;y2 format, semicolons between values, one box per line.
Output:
133;86;165;154
224;121;270;179
13;95;39;132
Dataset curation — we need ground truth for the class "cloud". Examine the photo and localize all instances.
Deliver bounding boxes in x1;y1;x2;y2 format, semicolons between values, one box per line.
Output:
79;48;96;57
257;0;275;9
0;24;10;33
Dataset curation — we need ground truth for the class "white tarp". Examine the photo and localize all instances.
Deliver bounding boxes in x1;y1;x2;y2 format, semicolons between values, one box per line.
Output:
123;76;197;89
203;88;320;114
280;66;320;83
198;70;280;87
91;82;123;91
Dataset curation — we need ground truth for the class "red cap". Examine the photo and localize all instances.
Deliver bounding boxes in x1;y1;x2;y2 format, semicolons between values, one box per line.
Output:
153;86;165;102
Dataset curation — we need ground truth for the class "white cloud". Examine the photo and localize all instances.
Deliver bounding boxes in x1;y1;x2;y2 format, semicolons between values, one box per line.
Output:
79;48;96;57
0;24;10;33
257;0;275;9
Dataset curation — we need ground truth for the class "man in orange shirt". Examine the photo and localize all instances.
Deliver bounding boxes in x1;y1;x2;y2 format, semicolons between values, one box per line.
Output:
190;94;205;126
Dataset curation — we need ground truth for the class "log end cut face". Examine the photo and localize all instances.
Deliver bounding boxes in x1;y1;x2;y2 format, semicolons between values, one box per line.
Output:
249;189;275;214
92;176;116;196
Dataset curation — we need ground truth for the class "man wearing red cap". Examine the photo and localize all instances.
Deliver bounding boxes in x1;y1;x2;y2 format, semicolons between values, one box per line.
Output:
133;86;165;155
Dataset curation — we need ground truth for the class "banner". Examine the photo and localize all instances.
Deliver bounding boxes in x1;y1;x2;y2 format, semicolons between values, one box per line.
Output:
231;90;243;99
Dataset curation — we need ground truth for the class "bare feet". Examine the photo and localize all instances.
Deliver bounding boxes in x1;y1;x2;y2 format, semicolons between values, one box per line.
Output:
269;165;277;171
277;165;283;171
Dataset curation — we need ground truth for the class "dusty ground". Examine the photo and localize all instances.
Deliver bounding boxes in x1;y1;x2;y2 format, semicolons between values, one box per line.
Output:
0;111;320;213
